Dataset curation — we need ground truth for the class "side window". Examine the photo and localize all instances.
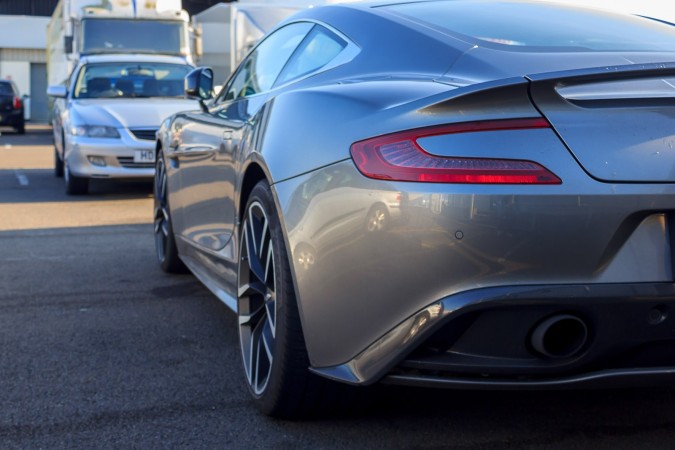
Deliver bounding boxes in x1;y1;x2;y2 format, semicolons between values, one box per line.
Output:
222;60;250;102
275;26;347;86
220;22;313;103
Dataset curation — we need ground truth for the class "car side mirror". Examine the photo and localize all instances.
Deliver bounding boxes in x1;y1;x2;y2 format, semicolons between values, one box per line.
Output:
185;67;214;111
47;85;68;98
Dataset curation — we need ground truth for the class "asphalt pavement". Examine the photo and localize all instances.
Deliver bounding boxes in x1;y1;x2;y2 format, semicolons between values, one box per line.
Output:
1;125;675;449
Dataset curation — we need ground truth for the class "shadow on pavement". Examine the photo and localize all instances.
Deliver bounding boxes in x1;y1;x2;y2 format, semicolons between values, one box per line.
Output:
0;123;53;147
0;168;153;204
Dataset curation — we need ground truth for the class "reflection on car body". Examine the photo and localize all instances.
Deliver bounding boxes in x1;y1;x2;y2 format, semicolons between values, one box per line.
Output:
285;165;403;272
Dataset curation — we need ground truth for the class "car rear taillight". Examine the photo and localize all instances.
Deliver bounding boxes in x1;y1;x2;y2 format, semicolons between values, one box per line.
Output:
350;118;561;184
13;96;22;110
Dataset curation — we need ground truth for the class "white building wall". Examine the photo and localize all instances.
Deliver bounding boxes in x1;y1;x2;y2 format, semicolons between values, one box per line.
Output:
0;15;50;121
0;16;49;49
0;61;30;97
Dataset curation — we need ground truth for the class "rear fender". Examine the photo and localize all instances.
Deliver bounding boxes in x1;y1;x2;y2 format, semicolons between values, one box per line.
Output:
260;77;545;184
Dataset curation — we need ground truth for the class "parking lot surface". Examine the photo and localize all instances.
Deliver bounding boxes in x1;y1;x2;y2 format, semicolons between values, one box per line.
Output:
1;126;675;449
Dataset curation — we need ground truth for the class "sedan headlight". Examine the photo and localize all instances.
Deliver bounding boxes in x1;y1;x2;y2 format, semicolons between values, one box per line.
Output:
71;125;120;138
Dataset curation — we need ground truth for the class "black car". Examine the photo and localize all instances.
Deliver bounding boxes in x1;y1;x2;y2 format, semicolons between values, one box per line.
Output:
0;80;25;134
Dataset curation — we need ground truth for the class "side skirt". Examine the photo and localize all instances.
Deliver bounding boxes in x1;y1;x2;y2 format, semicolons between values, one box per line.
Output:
178;236;238;313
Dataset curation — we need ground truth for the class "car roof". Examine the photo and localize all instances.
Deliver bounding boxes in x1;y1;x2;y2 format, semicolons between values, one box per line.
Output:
281;0;675;85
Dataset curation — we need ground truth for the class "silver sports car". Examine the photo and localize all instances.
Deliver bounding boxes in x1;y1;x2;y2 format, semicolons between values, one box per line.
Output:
154;0;675;418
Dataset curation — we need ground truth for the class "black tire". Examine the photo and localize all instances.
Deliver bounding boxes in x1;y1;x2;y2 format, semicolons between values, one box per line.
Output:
238;181;353;419
64;163;89;195
16;123;25;135
154;149;186;273
54;148;64;178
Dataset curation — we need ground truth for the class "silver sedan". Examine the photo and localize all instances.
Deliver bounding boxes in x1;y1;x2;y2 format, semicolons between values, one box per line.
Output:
49;54;197;195
154;0;675;418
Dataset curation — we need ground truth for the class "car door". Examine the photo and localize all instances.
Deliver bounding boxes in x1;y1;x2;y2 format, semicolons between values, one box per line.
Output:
174;22;314;251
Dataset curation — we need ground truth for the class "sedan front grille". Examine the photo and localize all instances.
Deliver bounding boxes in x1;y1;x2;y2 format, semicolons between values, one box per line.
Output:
129;128;158;141
117;157;154;169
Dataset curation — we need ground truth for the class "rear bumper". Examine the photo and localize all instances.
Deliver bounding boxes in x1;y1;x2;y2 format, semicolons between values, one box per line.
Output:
312;283;675;388
384;367;675;390
0;109;24;127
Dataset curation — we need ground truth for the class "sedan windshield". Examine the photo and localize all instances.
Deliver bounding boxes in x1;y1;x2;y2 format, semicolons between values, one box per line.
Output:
72;62;192;99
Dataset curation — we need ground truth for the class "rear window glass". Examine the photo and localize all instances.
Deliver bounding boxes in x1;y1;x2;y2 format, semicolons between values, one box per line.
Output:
276;26;347;86
382;1;675;52
0;83;13;95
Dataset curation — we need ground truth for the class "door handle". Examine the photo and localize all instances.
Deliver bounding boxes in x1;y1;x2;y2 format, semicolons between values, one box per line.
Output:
223;130;233;141
172;146;216;157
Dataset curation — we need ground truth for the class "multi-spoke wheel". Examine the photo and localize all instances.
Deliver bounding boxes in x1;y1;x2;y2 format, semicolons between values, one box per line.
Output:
154;149;185;273
238;199;277;396
237;181;349;418
366;204;388;232
294;243;316;272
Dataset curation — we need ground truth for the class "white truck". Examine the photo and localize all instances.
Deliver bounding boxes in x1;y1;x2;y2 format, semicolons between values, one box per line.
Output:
194;1;317;86
47;0;200;88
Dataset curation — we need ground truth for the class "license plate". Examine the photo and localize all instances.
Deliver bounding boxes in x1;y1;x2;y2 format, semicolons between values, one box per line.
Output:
134;150;155;163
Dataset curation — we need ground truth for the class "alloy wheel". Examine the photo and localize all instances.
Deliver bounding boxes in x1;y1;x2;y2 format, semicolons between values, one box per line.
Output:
154;156;170;262
366;206;387;232
238;200;277;396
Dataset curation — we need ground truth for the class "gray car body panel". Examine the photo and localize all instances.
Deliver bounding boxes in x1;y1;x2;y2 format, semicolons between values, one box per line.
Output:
157;1;675;383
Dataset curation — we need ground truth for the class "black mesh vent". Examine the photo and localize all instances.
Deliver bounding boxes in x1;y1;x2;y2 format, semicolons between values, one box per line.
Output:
129;129;158;141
